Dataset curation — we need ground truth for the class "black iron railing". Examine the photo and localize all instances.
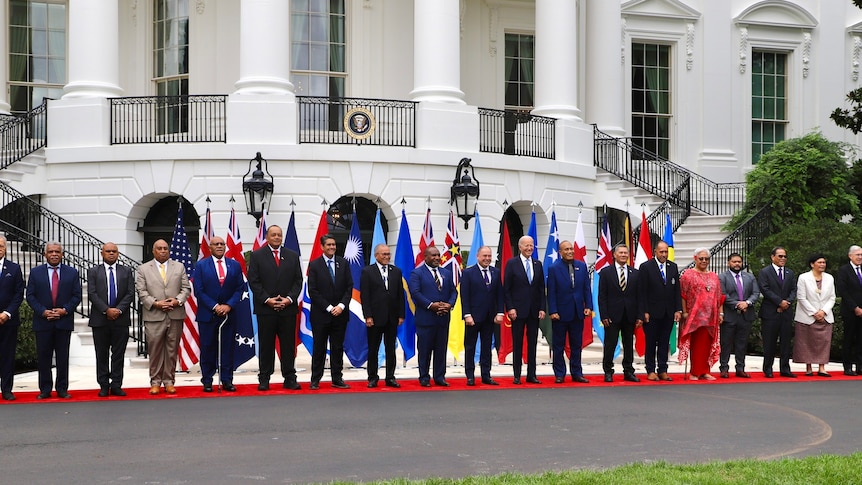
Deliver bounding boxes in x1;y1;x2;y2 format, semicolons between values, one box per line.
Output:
0;181;145;352
0;100;48;171
109;95;227;145
594;126;744;216
684;206;772;273
297;96;416;147
478;108;555;159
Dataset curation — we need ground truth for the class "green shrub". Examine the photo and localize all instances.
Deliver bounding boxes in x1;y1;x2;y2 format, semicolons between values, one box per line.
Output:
15;301;36;371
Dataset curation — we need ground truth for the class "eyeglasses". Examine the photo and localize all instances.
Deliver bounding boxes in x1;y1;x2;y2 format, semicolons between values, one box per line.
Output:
775;255;787;258
697;257;710;262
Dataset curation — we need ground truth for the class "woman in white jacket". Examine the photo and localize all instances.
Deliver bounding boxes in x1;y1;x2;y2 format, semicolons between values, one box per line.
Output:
792;253;835;377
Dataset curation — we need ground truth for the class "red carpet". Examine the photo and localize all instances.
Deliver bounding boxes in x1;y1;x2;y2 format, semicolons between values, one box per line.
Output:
1;371;856;405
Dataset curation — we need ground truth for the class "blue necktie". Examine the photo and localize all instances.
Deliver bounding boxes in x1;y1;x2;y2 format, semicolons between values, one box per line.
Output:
108;266;116;308
525;260;532;284
327;259;335;282
660;263;666;283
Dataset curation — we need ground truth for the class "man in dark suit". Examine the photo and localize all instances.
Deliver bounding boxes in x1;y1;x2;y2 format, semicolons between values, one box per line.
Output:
409;246;457;387
758;246;797;378
360;243;405;388
248;225;303;391
460;245;504;386
192;236;246;393
598;244;642;383
26;242;82;400
638;240;682;382
503;235;545;385
87;242;135;397
307;234;353;390
836;245;862;376
547;241;592;384
0;236;24;401
717;252;760;379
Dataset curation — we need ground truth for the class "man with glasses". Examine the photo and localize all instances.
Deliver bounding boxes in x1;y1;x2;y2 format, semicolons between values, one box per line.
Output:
758;247;797;378
836;245;862;376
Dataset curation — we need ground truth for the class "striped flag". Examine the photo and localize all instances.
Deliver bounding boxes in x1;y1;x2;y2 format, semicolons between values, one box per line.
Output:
394;208;417;362
252;210;268;251
226;206;255;369
592;210;612;345
441;210;464;359
344;214;369;367
415;208;434;267
170;205;199;372
573;211;594;348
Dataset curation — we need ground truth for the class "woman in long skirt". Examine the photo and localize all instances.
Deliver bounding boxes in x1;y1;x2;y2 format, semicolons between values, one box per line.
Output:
679;248;723;380
793;253;835;377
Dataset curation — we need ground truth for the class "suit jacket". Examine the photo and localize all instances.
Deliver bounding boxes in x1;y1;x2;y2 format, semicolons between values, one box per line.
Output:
26;264;82;332
836;263;862;320
192;257;246;324
87;263;134;327
409;264;457;328
638;258;682;320
547;258;592;322
307;256;353;326
460;264;504;323
503;256;545;318
0;259;24;327
247;245;303;318
135;259;190;322
598;264;641;324
758;265;796;318
360;263;405;326
718;269;760;323
794;271;835;324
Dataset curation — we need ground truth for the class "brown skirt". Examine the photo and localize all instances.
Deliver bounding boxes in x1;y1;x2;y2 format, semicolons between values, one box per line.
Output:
792;321;833;365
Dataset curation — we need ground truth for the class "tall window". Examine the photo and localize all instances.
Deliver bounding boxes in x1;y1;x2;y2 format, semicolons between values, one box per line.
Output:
504;33;534;110
291;0;346;98
631;43;671;160
153;0;189;135
752;51;787;164
8;0;66;114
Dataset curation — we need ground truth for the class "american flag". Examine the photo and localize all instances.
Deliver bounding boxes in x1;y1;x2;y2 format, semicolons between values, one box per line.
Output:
227;206;255;368
168;205;199;372
414;207;434;267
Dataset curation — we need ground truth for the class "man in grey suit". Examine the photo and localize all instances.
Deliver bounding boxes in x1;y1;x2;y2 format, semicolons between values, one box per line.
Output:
135;239;191;395
87;242;135;397
718;252;760;378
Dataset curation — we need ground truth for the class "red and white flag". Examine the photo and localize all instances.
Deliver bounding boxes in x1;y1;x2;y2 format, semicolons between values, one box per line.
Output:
415;208;434;267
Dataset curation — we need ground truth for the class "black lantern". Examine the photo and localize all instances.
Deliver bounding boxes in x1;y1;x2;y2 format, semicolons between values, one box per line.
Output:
450;157;480;229
242;152;274;227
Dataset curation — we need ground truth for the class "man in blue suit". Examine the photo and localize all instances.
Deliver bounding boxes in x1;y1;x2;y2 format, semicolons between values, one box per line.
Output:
409;246;457;387
547;241;592;384
192;236;246;392
26;242;82;400
504;235;545;385
0;236;24;401
460;246;504;386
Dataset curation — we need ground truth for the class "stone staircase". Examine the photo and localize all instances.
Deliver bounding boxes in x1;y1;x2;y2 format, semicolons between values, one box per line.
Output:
671;215;731;265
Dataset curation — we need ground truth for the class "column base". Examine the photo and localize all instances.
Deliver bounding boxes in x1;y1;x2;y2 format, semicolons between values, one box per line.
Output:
47;98;111;148
226;94;298;144
414;102;478;151
554;118;595;168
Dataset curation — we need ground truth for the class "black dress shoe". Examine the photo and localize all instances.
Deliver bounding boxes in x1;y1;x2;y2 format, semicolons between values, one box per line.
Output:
623;374;640;383
513;377;522;385
367;380;378;388
283;380;301;390
2;391;15;401
466;378;476;386
110;387;127;396
573;376;589;383
258;382;270;391
719;371;729;379
420;380;431;387
98;388;109;398
604;374;613;383
57;392;71;399
526;377;541;384
481;378;499;386
736;371;751;378
385;378;401;388
780;372;797;378
332;380;350;389
222;383;237;392
844;370;858;376
763;370;774;378
36;392;51;400
554;377;564;384
434;379;450;387
203;384;213;393
309;382;320;390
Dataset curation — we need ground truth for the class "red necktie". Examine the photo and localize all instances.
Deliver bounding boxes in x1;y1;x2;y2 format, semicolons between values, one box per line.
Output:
217;259;225;285
51;267;59;306
273;249;280;267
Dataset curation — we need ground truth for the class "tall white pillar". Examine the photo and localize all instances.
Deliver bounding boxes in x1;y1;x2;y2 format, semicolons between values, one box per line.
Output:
531;0;581;120
410;0;464;104
584;0;624;136
234;0;293;95
0;0;9;112
62;0;121;98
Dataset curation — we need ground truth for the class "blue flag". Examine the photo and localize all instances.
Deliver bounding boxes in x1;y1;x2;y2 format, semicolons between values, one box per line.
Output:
527;209;539;260
343;214;369;367
226;207;256;369
370;208;388;367
394;208;416;362
542;211;559;278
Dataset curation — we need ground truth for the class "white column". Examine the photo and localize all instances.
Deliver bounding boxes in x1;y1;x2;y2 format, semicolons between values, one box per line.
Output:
0;0;9;112
584;0;624;136
410;0;464;104
234;0;293;95
62;0;122;98
531;0;581;120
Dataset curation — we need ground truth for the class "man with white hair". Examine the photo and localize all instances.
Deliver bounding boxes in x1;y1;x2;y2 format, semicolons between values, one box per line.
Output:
837;245;862;376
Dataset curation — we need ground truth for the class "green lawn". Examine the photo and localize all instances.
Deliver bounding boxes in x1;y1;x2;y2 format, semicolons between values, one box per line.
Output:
334;453;862;484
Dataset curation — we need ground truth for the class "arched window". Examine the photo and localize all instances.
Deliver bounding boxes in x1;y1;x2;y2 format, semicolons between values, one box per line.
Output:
139;196;199;262
325;196;387;263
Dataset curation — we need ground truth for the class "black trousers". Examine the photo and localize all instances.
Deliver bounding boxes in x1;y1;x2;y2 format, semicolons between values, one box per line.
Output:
0;324;18;394
602;318;635;375
92;324;130;389
464;319;493;380
366;321;397;381
719;319;751;372
311;320;346;384
644;315;675;374
36;328;71;394
511;317;539;379
842;313;862;372
761;313;794;374
257;313;297;383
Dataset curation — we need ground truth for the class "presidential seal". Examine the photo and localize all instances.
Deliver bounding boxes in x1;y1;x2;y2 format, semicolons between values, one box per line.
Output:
344;107;376;140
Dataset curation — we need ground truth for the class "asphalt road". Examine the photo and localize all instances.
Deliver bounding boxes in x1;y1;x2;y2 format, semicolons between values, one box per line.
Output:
1;381;861;484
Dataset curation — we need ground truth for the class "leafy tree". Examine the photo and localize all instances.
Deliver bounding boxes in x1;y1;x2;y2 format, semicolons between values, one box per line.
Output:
726;132;858;229
746;219;862;277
